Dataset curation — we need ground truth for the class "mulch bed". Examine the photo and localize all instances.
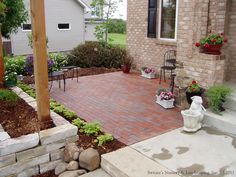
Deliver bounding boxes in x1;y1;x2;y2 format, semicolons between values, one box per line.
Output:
0;89;53;138
22;67;120;84
1;67;125;177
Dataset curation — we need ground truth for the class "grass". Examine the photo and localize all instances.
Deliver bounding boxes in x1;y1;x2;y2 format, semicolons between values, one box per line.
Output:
108;33;126;49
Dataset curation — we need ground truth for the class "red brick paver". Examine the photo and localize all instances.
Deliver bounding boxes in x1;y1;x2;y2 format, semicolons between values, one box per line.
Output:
50;72;183;145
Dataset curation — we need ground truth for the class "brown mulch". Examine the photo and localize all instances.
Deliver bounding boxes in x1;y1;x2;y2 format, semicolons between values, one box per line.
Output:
0;90;53;138
32;171;58;177
22;67;120;84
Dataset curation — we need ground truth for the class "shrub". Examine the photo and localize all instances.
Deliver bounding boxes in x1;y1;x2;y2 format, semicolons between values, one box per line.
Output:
72;118;86;129
0;90;18;103
4;56;26;75
67;41;130;68
207;85;232;114
49;52;68;71
95;134;113;146
81;122;101;136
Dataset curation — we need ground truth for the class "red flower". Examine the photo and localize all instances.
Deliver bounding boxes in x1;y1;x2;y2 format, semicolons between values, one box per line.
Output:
195;42;200;47
192;80;197;84
211;38;216;43
204;43;210;48
223;38;228;43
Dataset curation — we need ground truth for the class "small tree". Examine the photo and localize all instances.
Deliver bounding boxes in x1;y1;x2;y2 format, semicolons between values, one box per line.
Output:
91;0;122;44
0;0;28;85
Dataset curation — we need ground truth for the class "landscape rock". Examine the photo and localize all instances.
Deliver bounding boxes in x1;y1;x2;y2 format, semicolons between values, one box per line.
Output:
64;143;82;162
0;153;16;168
0;132;10;142
79;148;100;171
0;133;39;156
40;159;62;174
50;148;64;161
58;170;87;177
55;162;68;175
67;161;79;171
39;124;78;145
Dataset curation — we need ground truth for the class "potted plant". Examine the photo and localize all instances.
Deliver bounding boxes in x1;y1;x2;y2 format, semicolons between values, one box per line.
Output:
121;54;133;73
185;80;203;104
141;67;156;79
4;72;18;87
156;88;174;109
207;85;232;114
195;33;227;55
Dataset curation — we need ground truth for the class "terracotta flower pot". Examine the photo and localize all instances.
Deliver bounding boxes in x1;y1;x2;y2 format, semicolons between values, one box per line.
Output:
121;64;131;73
202;44;223;55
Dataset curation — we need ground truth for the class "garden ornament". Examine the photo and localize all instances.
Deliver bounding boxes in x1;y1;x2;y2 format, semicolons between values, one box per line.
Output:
181;96;206;132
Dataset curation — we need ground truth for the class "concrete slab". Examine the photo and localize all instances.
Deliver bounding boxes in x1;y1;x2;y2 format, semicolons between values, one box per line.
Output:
80;169;111;177
132;127;236;177
101;147;180;177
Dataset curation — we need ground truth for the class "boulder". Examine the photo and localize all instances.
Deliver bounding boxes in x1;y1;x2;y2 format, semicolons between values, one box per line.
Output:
64;143;82;162
67;160;79;171
79;148;100;171
58;170;87;177
55;162;68;175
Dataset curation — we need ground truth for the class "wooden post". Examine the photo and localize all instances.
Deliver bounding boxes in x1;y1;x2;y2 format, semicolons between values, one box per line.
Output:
30;0;51;124
0;26;4;87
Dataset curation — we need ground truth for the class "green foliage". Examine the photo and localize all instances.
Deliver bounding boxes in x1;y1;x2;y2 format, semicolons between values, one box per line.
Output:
108;19;126;34
68;41;130;68
50;101;76;120
72;118;86;129
95;134;113;146
82;122;101;136
63;110;77;120
49;53;68;71
207;85;232;114
17;82;36;98
200;33;225;46
4;56;26;75
186;80;201;93
0;0;28;38
0;89;18;103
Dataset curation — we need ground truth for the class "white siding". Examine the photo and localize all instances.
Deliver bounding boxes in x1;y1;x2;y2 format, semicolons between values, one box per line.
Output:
11;0;85;55
85;23;97;41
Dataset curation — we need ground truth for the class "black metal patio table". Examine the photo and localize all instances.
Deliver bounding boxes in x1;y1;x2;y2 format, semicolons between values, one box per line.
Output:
61;66;80;82
48;71;66;92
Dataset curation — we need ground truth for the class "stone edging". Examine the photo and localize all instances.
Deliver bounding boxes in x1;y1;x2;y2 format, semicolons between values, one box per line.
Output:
0;86;78;177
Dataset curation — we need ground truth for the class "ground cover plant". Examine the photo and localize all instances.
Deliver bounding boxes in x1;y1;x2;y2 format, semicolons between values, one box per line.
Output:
17;82;125;154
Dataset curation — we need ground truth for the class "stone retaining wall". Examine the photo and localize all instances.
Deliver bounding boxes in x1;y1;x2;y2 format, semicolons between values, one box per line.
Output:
0;87;78;177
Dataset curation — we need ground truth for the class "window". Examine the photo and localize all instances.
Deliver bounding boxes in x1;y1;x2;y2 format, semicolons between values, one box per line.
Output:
158;0;178;40
22;24;32;31
58;23;71;30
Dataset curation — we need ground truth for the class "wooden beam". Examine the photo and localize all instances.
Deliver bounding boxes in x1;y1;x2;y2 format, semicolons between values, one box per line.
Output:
0;28;4;87
30;0;51;124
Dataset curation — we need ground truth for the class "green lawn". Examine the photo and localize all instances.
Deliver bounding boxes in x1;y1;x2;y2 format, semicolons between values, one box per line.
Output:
108;33;126;48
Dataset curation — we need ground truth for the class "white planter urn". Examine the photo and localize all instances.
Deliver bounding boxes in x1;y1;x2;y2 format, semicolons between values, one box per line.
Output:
141;70;156;79
181;96;206;132
156;95;174;109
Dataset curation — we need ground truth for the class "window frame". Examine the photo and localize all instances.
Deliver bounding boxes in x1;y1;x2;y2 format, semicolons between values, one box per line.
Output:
22;24;32;32
57;23;71;31
158;0;178;42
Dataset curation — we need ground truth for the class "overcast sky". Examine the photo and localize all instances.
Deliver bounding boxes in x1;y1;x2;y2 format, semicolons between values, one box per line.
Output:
112;0;127;20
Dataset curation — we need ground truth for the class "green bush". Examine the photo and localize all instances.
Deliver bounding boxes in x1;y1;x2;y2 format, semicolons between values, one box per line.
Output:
207;85;232;114
49;52;68;71
0;90;18;103
4;56;26;75
67;41;129;68
81;122;101;136
72;118;86;129
95;134;113;146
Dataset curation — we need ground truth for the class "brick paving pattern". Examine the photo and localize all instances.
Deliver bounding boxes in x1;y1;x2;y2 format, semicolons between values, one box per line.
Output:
50;72;183;145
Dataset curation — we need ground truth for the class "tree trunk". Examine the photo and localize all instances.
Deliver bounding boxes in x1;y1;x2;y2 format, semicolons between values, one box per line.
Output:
30;0;51;126
0;28;4;87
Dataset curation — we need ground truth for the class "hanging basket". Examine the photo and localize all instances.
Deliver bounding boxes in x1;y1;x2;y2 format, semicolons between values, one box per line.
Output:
201;44;223;55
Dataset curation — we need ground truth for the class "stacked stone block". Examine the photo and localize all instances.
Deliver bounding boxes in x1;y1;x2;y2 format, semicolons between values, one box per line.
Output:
0;87;78;177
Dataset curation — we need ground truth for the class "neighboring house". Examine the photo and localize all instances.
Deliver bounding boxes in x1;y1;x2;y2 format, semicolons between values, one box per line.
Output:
127;0;236;87
3;0;99;56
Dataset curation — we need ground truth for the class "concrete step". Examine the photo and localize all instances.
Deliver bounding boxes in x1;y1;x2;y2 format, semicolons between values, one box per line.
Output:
80;169;111;177
101;147;180;177
203;109;236;136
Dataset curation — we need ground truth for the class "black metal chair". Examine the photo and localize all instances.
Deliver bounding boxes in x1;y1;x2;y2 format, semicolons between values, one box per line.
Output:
159;50;177;85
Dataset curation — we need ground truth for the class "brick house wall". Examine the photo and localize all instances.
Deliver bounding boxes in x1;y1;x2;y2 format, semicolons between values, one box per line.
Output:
127;0;235;87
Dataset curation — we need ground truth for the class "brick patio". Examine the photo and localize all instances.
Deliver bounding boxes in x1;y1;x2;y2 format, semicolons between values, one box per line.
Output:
50;72;183;145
